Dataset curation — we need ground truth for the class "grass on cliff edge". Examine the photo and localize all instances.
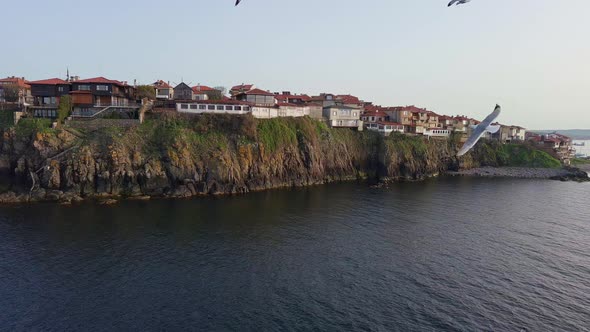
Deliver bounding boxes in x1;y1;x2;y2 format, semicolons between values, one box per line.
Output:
481;142;561;168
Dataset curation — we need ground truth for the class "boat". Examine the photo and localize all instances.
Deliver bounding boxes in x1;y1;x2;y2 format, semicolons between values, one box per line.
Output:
573;142;586;146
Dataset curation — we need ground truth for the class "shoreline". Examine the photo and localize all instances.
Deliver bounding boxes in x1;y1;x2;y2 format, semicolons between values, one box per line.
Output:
448;166;589;181
1;167;588;205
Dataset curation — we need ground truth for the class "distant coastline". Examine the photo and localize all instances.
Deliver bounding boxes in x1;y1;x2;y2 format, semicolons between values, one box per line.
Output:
533;130;590;140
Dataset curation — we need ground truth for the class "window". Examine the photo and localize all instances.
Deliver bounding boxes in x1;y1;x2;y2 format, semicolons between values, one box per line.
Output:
181;104;188;109
190;104;198;109
225;106;233;111
78;85;90;91
208;105;215;110
58;86;64;92
235;106;242;111
199;105;206;110
217;105;224;110
333;111;337;116
244;106;250;111
353;112;357;117
96;85;109;91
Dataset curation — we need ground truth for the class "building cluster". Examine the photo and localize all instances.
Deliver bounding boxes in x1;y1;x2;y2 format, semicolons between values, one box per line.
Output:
1;75;538;146
526;132;576;164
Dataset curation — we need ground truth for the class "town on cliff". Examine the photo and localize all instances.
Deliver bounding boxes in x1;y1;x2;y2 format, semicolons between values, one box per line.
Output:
0;75;577;165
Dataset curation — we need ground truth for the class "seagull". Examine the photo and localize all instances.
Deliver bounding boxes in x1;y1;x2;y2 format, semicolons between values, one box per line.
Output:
448;0;472;6
235;0;241;5
457;104;502;157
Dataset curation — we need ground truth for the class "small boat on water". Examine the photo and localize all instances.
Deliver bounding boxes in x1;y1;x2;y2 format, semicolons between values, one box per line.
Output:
573;142;586;146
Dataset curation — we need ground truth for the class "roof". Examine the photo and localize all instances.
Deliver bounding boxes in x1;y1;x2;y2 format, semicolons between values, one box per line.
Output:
0;77;30;89
240;88;275;96
153;80;172;89
74;77;127;86
28;78;70;85
192;85;216;93
362;111;387;117
274;94;311;103
337;94;362;104
231;84;254;91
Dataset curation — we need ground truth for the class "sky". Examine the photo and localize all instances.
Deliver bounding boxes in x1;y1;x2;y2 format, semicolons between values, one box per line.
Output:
1;0;589;129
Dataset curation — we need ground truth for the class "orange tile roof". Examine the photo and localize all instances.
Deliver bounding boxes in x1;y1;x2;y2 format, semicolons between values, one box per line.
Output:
28;78;70;85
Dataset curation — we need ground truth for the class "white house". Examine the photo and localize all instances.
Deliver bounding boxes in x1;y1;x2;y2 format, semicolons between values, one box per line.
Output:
176;100;252;115
365;122;404;136
423;127;451;138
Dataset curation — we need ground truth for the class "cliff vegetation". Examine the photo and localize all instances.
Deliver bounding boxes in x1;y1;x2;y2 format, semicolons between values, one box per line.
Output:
0;115;563;203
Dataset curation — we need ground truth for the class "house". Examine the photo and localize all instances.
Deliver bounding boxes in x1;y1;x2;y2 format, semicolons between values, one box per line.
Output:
310;93;337;107
192;85;216;101
361;110;388;124
365;121;404;136
493;125;527;143
173;82;193;100
274;92;311;104
0;76;32;104
69;77;138;117
153;80;173;100
176;100;252;115
277;103;310;118
234;88;276;106
322;105;363;130
28;78;72;118
310;93;365;111
385;106;414;132
230;84;254;96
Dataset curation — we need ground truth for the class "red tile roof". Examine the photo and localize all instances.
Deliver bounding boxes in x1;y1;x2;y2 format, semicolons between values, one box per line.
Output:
0;77;30;89
275;93;311;103
28;78;70;85
153;80;172;89
337;94;362;104
74;77;127;86
192;85;216;93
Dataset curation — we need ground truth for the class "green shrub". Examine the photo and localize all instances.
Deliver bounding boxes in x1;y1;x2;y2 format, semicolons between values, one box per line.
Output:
15;118;53;138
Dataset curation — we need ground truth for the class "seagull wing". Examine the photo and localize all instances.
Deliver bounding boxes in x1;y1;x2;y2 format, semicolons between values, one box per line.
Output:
457;105;502;157
448;0;460;6
235;0;241;6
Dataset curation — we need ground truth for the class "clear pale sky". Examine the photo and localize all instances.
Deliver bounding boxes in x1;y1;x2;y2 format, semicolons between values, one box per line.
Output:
2;0;589;129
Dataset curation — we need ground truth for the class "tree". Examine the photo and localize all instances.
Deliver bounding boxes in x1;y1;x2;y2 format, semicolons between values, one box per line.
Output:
207;86;227;101
137;85;156;100
2;84;20;103
57;95;72;124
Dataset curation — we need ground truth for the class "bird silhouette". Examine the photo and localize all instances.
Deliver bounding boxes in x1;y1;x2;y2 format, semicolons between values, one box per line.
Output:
235;0;241;6
448;0;472;6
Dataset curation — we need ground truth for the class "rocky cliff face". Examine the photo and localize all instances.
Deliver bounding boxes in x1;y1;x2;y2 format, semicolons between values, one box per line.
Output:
0;116;495;204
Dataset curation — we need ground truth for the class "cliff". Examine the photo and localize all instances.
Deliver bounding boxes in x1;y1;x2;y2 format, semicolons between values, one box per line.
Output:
0;115;561;203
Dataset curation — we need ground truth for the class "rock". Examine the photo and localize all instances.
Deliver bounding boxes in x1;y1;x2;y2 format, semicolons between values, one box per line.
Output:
100;199;118;205
45;190;63;201
128;195;151;201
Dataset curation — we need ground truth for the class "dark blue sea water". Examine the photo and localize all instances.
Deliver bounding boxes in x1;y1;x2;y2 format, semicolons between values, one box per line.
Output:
0;178;589;331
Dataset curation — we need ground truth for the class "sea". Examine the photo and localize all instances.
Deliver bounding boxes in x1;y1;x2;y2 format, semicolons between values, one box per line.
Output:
1;177;589;331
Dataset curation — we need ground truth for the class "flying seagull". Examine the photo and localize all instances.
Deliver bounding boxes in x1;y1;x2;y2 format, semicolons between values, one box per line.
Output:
235;0;241;5
448;0;472;6
457;104;502;157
